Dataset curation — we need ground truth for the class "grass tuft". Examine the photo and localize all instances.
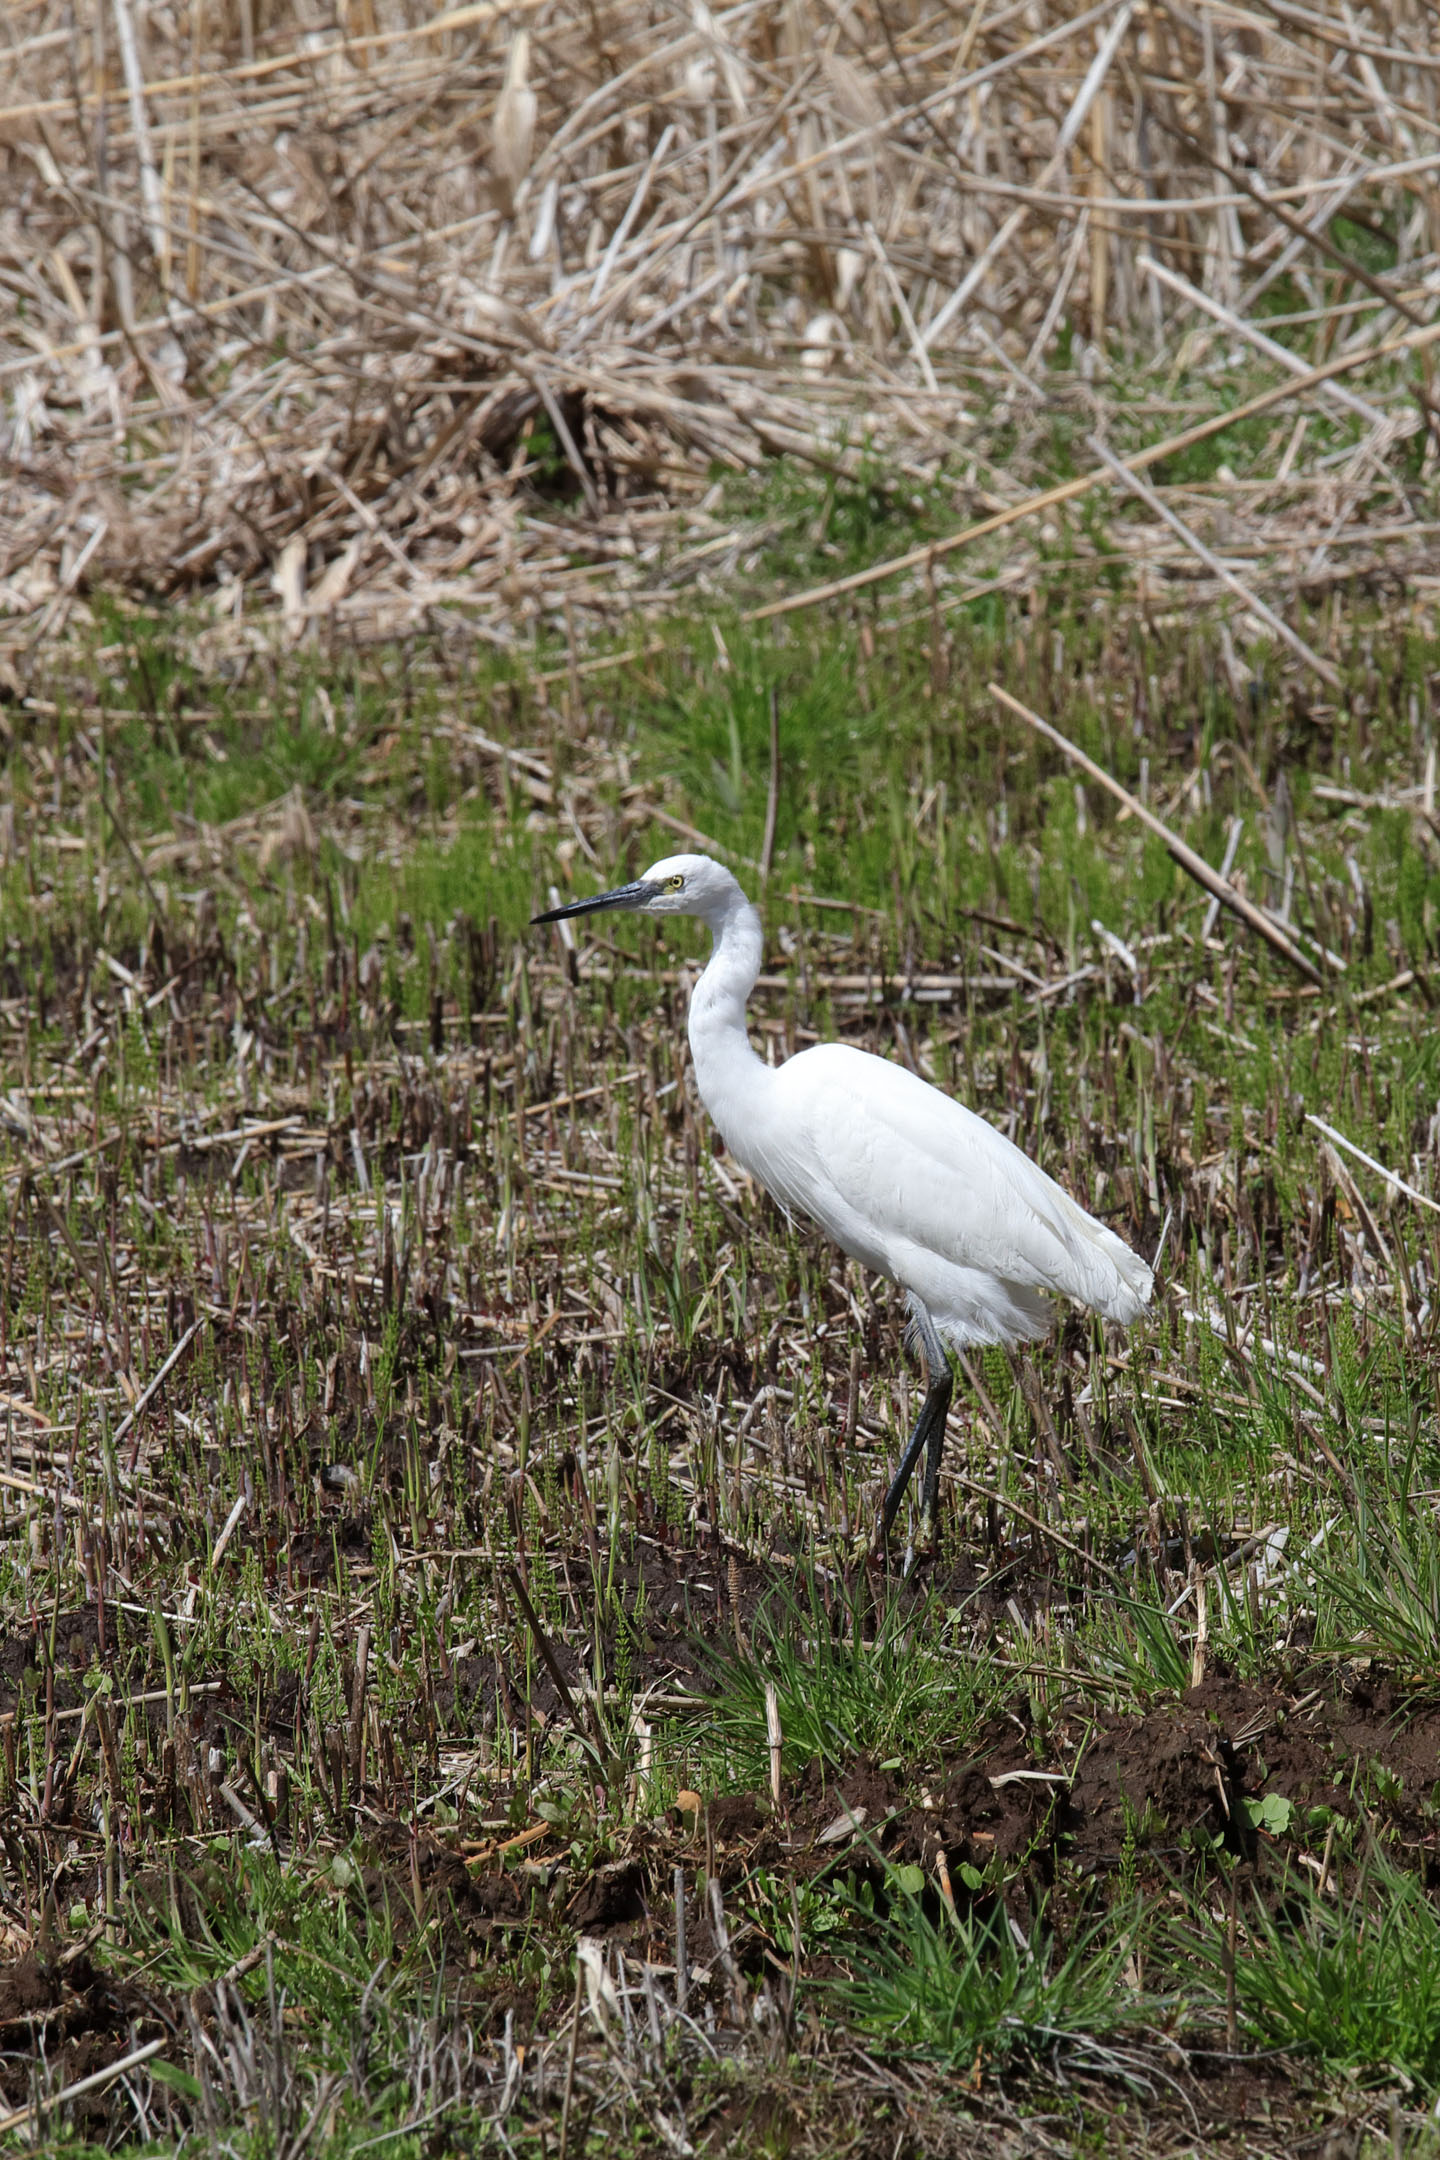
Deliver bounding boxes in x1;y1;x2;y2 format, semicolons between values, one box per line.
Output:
693;1571;998;1787
1314;1448;1440;1686
833;1887;1150;2076
1188;1860;1440;2092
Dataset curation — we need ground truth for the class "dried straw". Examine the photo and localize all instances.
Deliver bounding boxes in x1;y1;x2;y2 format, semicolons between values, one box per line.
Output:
0;0;1435;657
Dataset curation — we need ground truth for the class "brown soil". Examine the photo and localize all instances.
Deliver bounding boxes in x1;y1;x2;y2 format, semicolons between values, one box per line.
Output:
351;1647;1440;2082
0;1946;173;2125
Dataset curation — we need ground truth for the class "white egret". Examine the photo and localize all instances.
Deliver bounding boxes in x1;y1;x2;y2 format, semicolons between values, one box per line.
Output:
535;854;1152;1551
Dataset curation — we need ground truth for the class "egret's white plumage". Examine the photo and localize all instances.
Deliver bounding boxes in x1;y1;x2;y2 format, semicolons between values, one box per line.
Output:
535;850;1152;1546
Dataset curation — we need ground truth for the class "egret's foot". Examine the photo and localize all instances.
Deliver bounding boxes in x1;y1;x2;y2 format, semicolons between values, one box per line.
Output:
871;1512;946;1569
866;1514;916;1571
865;1520;932;1578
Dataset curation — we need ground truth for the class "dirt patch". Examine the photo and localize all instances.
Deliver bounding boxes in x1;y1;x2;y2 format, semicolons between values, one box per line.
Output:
568;1857;649;1929
0;1606;132;1719
0;1947;173;2120
1069;1691;1247;1870
418;1657;1440;2031
1064;1672;1440;1885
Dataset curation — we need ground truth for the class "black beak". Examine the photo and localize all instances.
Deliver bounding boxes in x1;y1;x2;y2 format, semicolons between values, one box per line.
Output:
532;879;656;925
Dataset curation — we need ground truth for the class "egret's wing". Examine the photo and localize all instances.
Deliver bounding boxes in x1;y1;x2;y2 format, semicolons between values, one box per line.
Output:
766;1044;1151;1322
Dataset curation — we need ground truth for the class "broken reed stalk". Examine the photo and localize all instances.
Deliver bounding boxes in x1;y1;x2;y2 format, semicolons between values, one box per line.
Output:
118;1318;201;1468
348;1623;371;1797
506;1564;609;1778
1307;1115;1440;1219
1086;437;1342;690
989;683;1325;989
1225;1869;1240;2055
759;689;780;886
764;1678;782;1810
0;2038;168;2139
1136;252;1385;428
748;315;1440;628
557;1959;585;2160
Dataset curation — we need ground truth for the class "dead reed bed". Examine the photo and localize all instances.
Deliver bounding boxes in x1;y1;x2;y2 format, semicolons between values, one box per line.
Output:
1;0;1438;666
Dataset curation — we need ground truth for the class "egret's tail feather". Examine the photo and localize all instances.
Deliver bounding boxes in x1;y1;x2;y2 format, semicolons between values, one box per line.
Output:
1049;1191;1154;1325
926;1219;1151;1352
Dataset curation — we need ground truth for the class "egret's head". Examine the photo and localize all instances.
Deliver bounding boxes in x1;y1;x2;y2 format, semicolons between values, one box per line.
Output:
532;852;744;929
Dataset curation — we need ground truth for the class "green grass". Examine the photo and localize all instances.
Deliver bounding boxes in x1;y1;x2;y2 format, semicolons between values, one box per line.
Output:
23;1844;508;2159
1314;1445;1440;1684
834;1886;1151;2077
691;1569;1002;1786
1188;1859;1440;2091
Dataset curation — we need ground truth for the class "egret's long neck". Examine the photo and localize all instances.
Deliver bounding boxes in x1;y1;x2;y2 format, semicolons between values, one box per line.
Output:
686;897;772;1151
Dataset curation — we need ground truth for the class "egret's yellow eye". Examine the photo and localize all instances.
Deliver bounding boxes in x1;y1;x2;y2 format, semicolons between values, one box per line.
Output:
664;874;685;891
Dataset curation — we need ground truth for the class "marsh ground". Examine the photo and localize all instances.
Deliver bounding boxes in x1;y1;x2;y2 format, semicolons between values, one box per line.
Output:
4;490;1440;2156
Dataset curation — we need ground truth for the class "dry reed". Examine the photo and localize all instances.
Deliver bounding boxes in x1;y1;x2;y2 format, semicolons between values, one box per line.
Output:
1;0;1437;659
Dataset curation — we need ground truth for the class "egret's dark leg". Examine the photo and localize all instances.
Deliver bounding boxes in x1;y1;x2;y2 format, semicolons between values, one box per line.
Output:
875;1302;952;1551
919;1361;951;1540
